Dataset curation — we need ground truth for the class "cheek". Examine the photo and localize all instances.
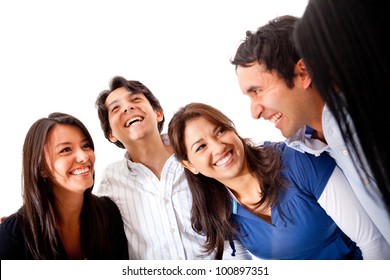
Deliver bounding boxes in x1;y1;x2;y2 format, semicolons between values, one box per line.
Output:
191;156;212;175
89;152;96;166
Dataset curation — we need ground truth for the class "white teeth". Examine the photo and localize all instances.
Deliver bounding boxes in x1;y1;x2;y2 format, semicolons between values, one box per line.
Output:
269;112;282;124
72;167;90;175
126;117;143;127
215;152;232;166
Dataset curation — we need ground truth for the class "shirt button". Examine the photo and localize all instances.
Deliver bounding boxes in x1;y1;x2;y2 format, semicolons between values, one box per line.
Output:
170;228;175;233
342;149;349;156
164;198;170;204
177;256;183;260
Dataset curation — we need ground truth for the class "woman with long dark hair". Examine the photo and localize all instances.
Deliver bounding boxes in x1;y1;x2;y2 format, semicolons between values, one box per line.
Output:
294;0;390;213
0;112;128;259
168;102;390;259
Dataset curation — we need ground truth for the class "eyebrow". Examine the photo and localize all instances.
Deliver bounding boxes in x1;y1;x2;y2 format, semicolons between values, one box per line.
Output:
189;123;219;151
54;138;88;149
107;92;143;109
54;141;72;149
246;86;258;94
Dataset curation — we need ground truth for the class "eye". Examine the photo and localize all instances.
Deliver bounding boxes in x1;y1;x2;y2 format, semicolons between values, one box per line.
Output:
195;144;206;153
216;128;226;138
130;93;144;102
59;147;72;153
83;142;92;149
254;88;262;95
110;105;119;113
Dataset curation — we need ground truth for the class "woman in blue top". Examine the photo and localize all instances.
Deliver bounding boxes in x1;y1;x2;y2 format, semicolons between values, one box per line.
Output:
168;103;389;260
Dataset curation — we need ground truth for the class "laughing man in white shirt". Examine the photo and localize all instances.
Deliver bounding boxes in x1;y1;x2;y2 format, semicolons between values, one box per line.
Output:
94;76;251;260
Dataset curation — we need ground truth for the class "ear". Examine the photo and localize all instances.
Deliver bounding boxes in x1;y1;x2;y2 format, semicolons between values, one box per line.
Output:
108;131;118;143
40;170;47;178
156;110;164;123
180;160;199;174
296;59;312;90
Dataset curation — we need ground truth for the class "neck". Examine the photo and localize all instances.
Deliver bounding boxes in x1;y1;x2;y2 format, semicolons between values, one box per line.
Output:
227;174;259;204
306;93;326;142
55;197;83;259
125;133;173;179
226;173;272;223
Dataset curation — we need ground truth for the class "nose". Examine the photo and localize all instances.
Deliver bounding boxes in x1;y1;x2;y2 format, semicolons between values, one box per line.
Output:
251;100;264;119
75;149;89;163
211;139;226;156
123;104;135;113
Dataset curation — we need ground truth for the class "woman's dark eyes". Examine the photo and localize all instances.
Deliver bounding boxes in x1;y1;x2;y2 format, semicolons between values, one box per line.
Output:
195;144;206;152
83;143;92;149
59;147;72;153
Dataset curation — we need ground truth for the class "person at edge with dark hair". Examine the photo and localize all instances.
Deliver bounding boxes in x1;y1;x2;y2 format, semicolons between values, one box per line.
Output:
294;0;390;213
230;14;390;246
94;76;251;259
0;113;128;259
168;102;390;259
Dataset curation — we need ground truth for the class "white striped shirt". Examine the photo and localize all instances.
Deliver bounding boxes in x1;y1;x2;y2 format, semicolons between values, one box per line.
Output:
95;152;251;260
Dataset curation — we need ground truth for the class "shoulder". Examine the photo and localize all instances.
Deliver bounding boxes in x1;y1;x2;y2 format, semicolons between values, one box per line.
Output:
92;195;119;211
0;212;23;235
103;158;127;171
0;211;26;259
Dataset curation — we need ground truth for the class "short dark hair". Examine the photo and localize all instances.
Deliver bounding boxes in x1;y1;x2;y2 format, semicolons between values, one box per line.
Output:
95;76;164;149
231;15;300;89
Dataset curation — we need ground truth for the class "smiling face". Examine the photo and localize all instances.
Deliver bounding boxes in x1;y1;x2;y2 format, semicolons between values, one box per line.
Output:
181;116;248;184
105;87;163;147
44;124;95;194
236;61;314;138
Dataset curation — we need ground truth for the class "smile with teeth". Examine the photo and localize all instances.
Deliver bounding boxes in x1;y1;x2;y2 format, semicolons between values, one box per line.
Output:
126;116;143;127
215;152;233;166
269;112;282;125
71;167;90;175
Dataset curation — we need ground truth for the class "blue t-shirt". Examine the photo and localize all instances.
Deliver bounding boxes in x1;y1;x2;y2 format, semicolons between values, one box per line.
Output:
231;143;362;259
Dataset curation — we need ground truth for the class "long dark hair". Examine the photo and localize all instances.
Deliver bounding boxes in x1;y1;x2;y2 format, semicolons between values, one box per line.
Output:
21;112;114;259
294;0;390;211
168;103;286;259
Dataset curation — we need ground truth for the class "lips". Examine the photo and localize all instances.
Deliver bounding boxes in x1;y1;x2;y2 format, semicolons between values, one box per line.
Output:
214;151;233;167
70;166;91;175
269;112;282;124
125;116;144;127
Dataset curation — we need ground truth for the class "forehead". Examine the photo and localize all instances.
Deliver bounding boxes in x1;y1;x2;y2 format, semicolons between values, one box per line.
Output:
185;117;214;136
237;63;264;84
237;61;266;76
105;87;132;106
236;63;277;91
46;124;84;146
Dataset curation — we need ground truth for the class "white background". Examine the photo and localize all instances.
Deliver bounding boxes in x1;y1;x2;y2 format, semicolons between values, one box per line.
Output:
0;0;307;216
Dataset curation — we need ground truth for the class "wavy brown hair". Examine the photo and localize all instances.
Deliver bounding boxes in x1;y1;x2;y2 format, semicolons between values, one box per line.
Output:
168;103;286;259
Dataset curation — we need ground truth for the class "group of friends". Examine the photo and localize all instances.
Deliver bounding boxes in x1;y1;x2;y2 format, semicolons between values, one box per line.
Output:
1;0;390;260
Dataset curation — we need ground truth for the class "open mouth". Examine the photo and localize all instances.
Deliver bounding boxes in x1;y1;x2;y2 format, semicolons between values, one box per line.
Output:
214;151;233;167
70;166;90;175
125;116;144;127
269;112;282;125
